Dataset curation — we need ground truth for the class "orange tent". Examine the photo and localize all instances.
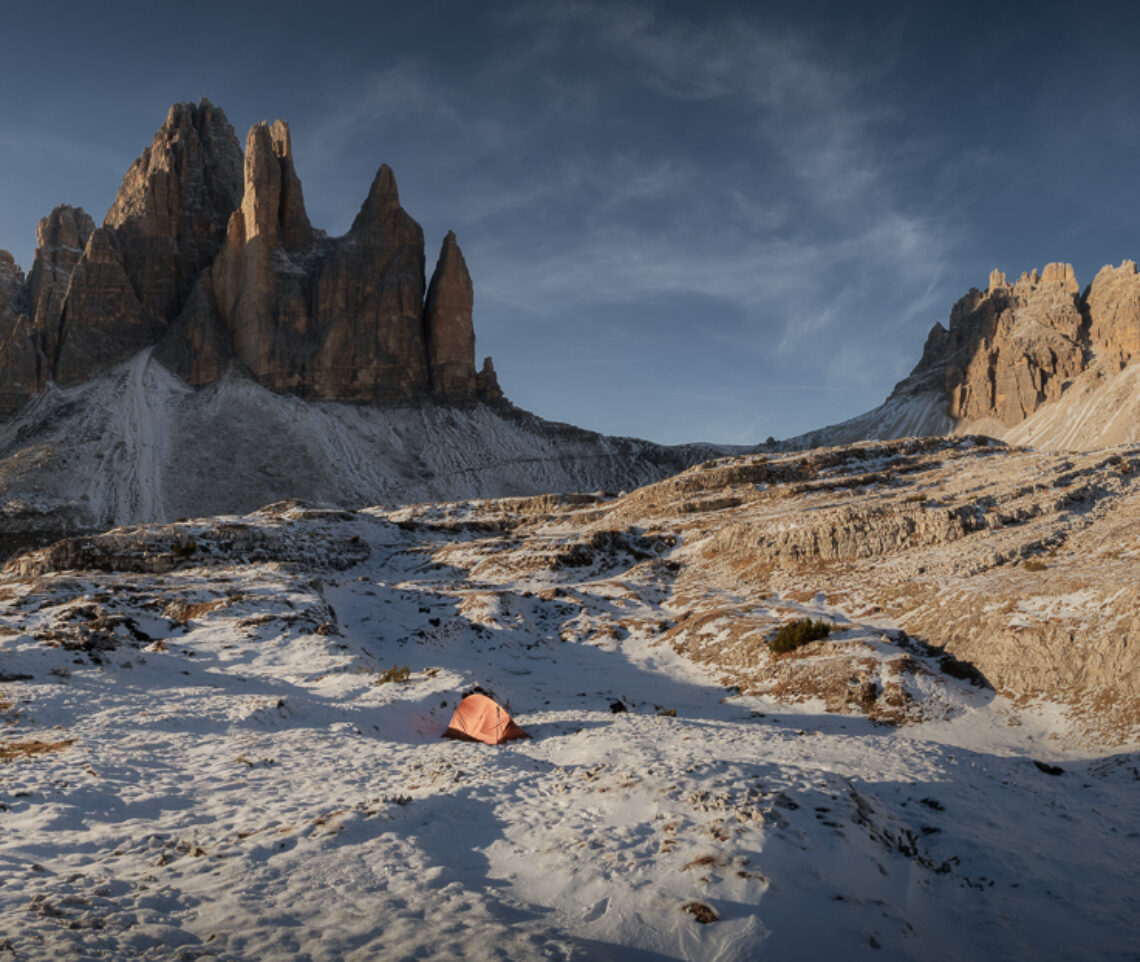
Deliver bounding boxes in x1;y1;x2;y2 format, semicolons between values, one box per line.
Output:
443;693;529;744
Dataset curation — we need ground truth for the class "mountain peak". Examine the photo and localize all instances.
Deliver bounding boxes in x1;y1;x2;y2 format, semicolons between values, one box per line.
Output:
0;101;498;417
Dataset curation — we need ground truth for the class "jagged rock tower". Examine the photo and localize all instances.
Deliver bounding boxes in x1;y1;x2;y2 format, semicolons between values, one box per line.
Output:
0;98;499;417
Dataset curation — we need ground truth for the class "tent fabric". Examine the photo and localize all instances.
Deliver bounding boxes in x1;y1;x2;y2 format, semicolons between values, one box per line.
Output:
443;693;529;744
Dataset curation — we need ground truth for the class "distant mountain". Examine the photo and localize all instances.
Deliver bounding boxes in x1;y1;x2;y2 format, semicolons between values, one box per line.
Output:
0;100;723;549
790;261;1140;450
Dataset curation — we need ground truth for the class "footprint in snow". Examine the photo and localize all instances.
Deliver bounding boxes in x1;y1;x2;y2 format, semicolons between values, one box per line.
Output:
581;897;609;922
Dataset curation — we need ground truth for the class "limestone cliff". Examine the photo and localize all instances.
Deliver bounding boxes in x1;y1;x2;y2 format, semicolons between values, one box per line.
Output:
310;164;430;402
104;99;243;326
425;231;477;400
793;259;1140;450
0;251;33;417
909;262;1087;426
0;99;495;417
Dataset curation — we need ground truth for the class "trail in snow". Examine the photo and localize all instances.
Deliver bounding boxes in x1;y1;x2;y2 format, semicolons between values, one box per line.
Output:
79;349;185;525
121;348;167;522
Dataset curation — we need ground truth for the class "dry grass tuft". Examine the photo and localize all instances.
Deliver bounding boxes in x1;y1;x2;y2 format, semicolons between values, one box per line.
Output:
681;901;719;923
0;738;75;762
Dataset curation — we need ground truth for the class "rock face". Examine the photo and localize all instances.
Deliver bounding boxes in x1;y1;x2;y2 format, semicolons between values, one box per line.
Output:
915;263;1087;426
1084;260;1140;369
795;259;1140;449
425;231;476;400
310;163;431;402
0;251;33;417
25;206;96;383
211;119;325;394
104;99;243;327
0;99;495;416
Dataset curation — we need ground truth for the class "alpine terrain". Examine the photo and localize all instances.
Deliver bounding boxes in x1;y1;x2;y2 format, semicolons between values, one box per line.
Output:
0;100;721;552
0;101;1137;962
792;261;1140;450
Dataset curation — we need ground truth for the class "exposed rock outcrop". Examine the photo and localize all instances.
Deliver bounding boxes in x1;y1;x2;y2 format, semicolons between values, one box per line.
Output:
310;163;430;402
897;262;1086;427
0;99;497;417
25;205;95;378
1084;260;1140;369
793;259;1140;450
104;99;243;326
425;231;477;400
0;250;34;416
53;228;156;386
212;119;324;393
476;356;503;402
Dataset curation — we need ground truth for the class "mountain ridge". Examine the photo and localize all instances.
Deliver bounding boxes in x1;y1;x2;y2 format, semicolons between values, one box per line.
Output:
0;98;499;416
790;259;1140;450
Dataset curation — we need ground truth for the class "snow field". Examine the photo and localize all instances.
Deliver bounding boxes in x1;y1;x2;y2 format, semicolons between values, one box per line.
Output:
0;508;1137;960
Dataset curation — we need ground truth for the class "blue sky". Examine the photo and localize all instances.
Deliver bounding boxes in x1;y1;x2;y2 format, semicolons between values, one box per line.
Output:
2;0;1139;444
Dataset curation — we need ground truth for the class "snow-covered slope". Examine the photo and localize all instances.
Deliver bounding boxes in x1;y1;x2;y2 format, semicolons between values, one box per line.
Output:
1003;361;1140;449
784;389;953;450
787;359;1140;453
1;445;1137;960
0;350;722;538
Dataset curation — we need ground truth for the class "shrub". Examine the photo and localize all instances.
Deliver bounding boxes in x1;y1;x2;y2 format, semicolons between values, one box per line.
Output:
377;665;411;684
1023;559;1047;572
770;618;832;654
171;539;198;558
905;493;928;503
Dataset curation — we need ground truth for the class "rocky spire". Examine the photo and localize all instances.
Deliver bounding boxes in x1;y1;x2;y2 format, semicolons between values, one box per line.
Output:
26;205;95;367
104;98;243;324
424;231;477;400
0;101;507;414
0;251;35;417
268;121;313;250
476;356;503;402
237;120;313;250
311;163;429;402
212;119;318;388
352;164;402;231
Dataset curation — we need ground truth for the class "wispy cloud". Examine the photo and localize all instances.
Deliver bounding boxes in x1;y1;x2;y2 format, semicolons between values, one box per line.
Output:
0;128;128;179
489;1;955;368
293;2;961;437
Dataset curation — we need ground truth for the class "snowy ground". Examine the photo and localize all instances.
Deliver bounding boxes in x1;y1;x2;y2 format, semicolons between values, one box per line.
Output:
0;492;1137;960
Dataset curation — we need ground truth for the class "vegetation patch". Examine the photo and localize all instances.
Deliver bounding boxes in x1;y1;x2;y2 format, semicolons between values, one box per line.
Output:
377;665;411;684
770;618;832;654
171;539;198;559
681;901;719;924
1022;559;1048;571
0;738;75;763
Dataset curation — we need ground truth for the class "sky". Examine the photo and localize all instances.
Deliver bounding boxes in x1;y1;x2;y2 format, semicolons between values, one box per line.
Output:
2;0;1140;445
